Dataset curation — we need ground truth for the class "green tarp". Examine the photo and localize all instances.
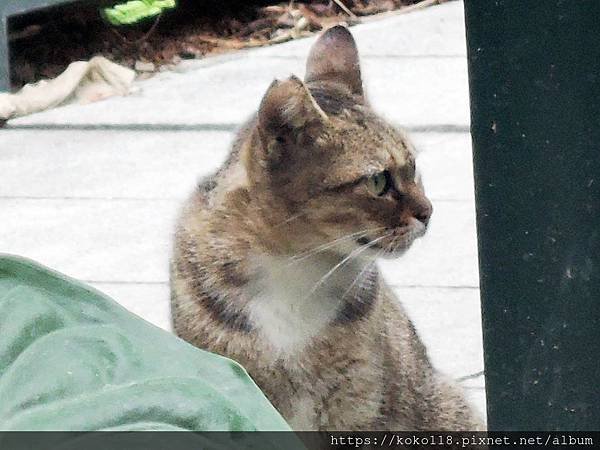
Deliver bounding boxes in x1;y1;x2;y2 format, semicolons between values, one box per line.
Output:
0;254;290;433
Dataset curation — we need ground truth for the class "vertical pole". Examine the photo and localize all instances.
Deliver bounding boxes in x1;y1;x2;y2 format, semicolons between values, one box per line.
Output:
464;0;600;430
0;13;9;93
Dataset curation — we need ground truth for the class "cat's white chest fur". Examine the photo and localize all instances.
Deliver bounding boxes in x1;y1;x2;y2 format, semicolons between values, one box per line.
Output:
246;255;347;355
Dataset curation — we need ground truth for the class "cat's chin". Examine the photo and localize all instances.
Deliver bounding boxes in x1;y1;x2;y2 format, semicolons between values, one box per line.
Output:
379;246;411;259
369;243;413;260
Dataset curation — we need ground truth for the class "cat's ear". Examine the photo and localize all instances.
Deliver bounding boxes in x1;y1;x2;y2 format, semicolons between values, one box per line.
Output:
257;75;328;144
305;25;363;97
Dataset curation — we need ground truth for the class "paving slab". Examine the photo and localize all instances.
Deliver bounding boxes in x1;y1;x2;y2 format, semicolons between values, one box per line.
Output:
381;199;479;287
8;57;469;129
81;281;487;419
464;387;486;421
0;130;232;200
244;1;468;58
0;0;486;422
0;198;477;287
0;131;473;201
396;286;485;418
397;287;483;378
0;198;178;283
91;282;172;331
92;282;486;382
7;2;469;129
94;285;485;379
413;132;475;201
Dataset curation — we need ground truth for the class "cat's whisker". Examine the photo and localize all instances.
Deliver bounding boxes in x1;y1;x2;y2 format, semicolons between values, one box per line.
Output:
288;226;384;264
290;227;381;260
273;211;307;228
341;247;385;301
303;231;393;300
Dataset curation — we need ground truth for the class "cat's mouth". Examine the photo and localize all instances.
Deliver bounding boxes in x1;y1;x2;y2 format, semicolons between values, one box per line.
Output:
356;223;427;257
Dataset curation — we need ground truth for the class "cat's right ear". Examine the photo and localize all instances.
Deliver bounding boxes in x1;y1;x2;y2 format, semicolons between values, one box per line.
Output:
305;25;363;98
257;76;328;162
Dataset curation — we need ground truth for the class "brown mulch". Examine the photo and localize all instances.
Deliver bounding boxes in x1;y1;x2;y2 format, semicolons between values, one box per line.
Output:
8;0;443;90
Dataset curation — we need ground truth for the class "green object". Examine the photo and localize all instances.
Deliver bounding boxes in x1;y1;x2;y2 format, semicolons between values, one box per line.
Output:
102;0;176;25
465;0;600;430
0;254;290;433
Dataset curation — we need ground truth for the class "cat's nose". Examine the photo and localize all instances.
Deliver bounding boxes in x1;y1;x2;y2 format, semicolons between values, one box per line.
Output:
411;195;433;226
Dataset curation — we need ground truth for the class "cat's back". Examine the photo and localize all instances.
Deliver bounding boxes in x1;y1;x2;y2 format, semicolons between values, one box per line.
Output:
172;115;257;252
193;116;256;206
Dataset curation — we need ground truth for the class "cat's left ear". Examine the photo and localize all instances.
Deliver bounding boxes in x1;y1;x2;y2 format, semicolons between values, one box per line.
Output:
305;25;363;98
255;76;328;168
257;75;328;144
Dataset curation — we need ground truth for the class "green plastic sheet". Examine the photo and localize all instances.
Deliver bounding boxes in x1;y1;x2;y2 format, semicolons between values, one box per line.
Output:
0;254;291;433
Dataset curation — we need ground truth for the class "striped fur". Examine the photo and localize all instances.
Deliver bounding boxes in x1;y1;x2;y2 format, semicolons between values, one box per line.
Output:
170;26;482;431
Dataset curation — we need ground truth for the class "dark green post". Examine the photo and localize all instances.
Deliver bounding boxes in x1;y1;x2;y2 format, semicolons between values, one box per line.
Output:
464;1;600;430
0;13;9;92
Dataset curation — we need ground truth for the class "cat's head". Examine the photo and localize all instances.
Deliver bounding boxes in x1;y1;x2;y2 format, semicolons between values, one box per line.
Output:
244;26;432;258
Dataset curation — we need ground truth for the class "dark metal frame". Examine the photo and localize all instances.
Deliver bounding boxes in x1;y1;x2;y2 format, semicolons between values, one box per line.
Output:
0;0;81;92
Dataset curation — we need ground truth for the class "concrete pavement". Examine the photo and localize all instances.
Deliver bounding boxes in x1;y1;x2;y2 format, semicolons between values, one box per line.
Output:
0;1;486;420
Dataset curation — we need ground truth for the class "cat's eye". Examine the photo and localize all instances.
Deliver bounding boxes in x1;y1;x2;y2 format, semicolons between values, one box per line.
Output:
367;171;391;196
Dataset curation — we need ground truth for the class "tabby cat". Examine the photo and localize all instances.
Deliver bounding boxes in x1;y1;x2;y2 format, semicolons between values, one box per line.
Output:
171;25;482;430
